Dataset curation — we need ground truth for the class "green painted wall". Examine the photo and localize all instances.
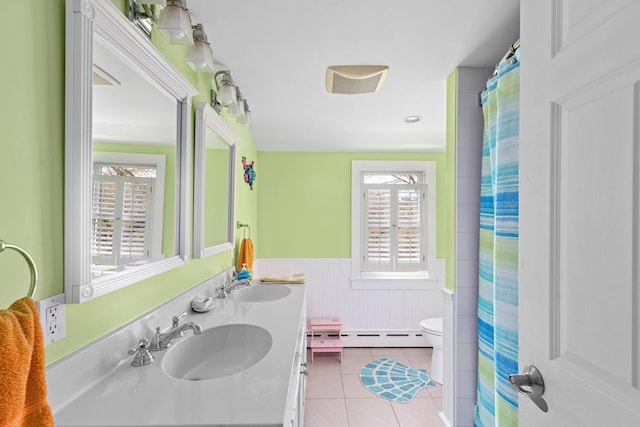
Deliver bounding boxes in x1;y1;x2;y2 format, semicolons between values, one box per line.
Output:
204;147;231;247
257;152;448;259
0;0;257;365
0;0;66;309
1;0;454;366
445;70;457;292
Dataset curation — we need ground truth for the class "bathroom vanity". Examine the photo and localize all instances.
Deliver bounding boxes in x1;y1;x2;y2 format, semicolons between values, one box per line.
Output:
47;273;307;426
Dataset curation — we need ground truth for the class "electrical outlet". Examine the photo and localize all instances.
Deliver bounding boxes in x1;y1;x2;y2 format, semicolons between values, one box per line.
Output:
36;294;66;345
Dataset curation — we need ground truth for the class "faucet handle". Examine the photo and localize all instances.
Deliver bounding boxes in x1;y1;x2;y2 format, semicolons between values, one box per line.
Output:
172;311;188;338
128;338;155;367
172;311;188;328
216;283;229;299
148;327;163;351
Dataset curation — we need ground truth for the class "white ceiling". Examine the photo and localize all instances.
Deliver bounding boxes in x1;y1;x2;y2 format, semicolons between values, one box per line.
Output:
93;36;177;146
187;0;520;152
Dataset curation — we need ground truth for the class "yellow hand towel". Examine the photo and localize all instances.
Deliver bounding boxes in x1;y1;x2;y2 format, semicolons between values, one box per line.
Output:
0;297;55;427
237;237;254;276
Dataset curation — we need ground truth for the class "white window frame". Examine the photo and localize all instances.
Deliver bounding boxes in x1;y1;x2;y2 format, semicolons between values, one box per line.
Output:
351;160;440;290
92;152;166;276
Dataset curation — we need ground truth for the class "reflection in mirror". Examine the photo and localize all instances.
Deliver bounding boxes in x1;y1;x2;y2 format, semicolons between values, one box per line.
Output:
65;0;198;303
92;36;178;278
193;102;238;259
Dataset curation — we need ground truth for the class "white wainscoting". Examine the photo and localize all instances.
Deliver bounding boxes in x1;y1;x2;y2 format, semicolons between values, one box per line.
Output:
255;258;444;347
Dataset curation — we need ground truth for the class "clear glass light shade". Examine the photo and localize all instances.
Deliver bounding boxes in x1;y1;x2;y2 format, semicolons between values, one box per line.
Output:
157;5;194;45
218;84;237;107
228;99;245;117
185;41;215;74
237;110;250;126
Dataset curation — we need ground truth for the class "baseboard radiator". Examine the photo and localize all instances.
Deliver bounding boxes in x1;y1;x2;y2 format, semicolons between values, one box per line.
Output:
307;330;427;347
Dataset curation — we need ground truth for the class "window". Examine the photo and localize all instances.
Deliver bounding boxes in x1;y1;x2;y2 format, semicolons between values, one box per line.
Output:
351;161;439;290
91;153;165;277
363;173;426;272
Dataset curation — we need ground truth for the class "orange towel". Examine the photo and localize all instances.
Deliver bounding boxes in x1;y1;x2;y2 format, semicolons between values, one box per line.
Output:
0;297;55;427
237;237;254;276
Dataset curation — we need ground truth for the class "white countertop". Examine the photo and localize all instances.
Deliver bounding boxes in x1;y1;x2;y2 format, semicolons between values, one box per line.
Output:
51;283;306;426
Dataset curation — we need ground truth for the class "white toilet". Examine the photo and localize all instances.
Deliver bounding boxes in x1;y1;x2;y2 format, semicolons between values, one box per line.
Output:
419;317;443;384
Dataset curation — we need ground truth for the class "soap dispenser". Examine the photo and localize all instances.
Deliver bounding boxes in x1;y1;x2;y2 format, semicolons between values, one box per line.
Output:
236;263;252;280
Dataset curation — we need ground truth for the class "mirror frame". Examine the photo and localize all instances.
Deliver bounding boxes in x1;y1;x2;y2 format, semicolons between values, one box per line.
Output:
193;102;238;259
65;0;198;303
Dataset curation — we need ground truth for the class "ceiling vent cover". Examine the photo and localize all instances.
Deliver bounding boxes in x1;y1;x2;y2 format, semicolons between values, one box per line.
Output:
326;65;389;94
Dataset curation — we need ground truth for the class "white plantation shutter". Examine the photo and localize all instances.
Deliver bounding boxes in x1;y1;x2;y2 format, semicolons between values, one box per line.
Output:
363;183;426;272
120;179;152;261
92;175;153;267
365;187;392;269
92;178;117;264
396;187;423;269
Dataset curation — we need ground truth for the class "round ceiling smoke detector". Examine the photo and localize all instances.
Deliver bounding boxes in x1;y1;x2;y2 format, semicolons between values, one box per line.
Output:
325;65;389;94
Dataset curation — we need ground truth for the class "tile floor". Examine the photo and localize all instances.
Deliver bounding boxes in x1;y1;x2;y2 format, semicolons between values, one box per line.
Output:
304;347;442;427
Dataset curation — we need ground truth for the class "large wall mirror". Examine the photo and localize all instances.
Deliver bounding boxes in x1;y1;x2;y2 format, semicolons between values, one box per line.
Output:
193;103;238;259
65;0;198;303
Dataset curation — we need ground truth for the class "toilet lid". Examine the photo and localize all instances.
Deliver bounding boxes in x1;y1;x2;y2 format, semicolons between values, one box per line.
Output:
420;317;443;336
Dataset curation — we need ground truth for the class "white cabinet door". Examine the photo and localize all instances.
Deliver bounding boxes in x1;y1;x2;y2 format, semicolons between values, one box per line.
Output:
519;0;640;425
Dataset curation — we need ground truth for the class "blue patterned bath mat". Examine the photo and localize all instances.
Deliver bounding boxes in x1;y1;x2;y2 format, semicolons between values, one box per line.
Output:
359;358;436;403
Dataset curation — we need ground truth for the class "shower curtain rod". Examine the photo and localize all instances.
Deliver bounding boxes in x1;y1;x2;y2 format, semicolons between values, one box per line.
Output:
478;39;521;106
492;39;520;76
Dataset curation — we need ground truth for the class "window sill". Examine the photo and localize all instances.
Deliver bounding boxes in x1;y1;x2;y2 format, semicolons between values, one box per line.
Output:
350;258;445;290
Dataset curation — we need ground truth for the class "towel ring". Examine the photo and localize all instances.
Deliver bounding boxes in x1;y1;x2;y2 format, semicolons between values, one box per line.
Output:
0;240;38;298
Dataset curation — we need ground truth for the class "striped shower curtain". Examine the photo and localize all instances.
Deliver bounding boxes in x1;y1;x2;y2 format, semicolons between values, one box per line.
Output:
474;49;520;427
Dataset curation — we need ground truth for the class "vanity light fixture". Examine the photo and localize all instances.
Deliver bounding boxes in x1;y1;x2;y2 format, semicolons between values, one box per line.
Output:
185;24;215;74
237;101;251;126
214;71;238;107
212;71;251;124
157;0;194;45
209;90;222;113
228;98;245;118
127;0;162;38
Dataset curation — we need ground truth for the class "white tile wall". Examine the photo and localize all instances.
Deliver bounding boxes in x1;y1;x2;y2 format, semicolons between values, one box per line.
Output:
455;287;479;316
455;260;480;288
456;177;481;203
452;67;492;427
456;232;480;261
456;204;481;233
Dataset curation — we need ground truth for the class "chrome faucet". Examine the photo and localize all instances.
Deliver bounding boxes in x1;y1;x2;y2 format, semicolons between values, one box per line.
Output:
149;321;202;351
217;278;251;298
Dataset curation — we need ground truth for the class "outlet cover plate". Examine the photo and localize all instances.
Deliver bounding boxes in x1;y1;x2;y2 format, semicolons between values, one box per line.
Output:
36;294;66;345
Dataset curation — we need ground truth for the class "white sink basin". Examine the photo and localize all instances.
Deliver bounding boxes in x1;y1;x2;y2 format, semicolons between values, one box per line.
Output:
162;324;272;381
234;285;291;302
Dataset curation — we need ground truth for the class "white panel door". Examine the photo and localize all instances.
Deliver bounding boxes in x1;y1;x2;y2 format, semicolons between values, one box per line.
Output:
519;0;640;425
